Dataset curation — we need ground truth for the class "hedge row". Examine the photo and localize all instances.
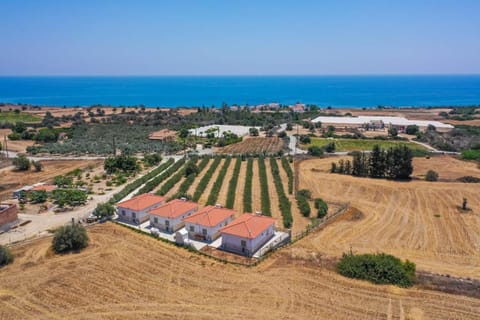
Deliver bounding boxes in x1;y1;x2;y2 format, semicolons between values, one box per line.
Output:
168;157;210;200
136;157;186;195
257;157;271;216
225;157;242;209
269;157;292;228
109;158;174;204
281;156;294;194
192;157;222;202
206;157;232;205
314;198;328;218
296;189;311;217
243;158;253;212
156;161;188;196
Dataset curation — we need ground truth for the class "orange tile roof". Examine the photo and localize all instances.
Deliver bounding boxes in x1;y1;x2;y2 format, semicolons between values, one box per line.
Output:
220;213;275;239
183;206;235;227
148;199;199;219
30;185;57;192
116;193;166;211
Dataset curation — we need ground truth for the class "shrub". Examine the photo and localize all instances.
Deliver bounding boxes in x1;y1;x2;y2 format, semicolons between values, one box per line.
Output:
52;223;89;253
461;149;480;161
94;202;115;220
314;198;328;218
0;245;14;267
206;157;232;205
405;125;419;135
457;176;480;183
243;158;253;212
225;157;242;209
29;190;48;204
52;189;88;207
270;157;292;228
324;141;336;153
31;160;43;172
425;170;439;182
257;157;271;216
281;156;294;194
299;135;311;144
193;157;221;202
104;155;139;174
308;145;323;156
12;155;31;171
337;252;416;287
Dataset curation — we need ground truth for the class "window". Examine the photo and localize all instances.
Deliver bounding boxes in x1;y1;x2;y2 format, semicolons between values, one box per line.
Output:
165;220;170;226
241;240;246;247
189;226;194;232
122;210;125;216
154;217;158;224
202;229;207;235
132;212;136;218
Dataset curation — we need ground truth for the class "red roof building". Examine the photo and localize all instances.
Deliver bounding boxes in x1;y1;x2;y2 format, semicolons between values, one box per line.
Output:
116;193;166;224
183;205;235;241
148;199;199;233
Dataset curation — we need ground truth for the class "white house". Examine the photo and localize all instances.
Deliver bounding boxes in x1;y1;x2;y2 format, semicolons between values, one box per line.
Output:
148;199;199;233
116;193;166;224
220;213;276;257
183;205;235;242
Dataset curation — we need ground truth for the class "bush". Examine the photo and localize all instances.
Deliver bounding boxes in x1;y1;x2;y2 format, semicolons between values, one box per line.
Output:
52;223;89;253
457;176;480;183
308;146;323;156
104;155;139;174
462;149;480;161
257;157;271;216
299;135;311;144
270;157;292;228
281;156;294;194
324;142;336;153
314;198;328;218
29;190;48;203
425;170;439;182
12;155;31;171
0;245;14;267
243;158;253;212
31;160;43;172
337;252;416;287
94;202;115;220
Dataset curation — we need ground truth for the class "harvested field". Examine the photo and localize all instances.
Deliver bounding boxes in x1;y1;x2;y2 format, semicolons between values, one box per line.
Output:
298;157;480;279
412;155;480;180
307;137;427;152
1;222;479;319
0;129;36;153
217;137;285;154
0;160;102;201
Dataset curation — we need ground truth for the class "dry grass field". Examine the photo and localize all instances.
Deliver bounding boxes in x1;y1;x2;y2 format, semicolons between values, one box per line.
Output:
0;160;102;201
217;137;285;154
297;156;480;279
1;222;479;320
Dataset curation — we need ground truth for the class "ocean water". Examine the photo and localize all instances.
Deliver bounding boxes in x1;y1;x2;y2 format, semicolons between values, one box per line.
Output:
0;75;479;108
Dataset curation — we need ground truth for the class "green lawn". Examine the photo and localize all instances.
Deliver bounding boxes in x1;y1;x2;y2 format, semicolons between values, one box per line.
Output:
0;111;42;123
307;138;428;153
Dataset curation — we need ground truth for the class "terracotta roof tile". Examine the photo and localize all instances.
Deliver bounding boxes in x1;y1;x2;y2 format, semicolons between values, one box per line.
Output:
148;199;199;219
183;205;235;227
116;193;166;211
220;213;275;239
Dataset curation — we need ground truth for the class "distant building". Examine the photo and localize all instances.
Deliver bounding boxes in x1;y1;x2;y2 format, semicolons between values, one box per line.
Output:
183;205;235;242
148;199;199;233
220;213;276;257
0;203;18;227
116;193;166;224
148;129;177;141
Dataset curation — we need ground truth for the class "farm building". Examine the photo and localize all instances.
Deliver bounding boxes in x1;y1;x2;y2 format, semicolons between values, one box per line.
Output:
148;129;177;141
189;125;260;138
220;213;276;257
183;205;235;242
0;203;18;227
116;193;166;224
148;199;199;233
311;116;454;132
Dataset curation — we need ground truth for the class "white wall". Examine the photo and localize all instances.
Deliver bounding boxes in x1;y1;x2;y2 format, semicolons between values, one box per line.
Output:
185;215;233;242
117;202;164;224
150;208;197;233
221;224;275;256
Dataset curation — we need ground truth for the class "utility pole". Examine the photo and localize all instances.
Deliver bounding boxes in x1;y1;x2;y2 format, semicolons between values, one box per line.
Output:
4;135;9;159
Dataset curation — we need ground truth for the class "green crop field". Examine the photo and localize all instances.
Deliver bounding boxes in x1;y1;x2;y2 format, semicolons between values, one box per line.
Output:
0;111;42;123
307;138;428;153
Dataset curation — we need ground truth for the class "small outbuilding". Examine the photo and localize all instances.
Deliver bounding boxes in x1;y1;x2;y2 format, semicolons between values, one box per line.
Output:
0;203;18;227
183;205;235;242
148;199;199;233
116;193;166;224
220;213;276;257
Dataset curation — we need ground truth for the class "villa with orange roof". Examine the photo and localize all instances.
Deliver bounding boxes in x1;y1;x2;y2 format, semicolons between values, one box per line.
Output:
220;213;276;256
148;199;199;233
183;205;235;242
116;193;166;224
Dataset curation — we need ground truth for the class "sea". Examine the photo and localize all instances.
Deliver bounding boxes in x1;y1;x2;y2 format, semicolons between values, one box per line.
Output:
0;75;479;108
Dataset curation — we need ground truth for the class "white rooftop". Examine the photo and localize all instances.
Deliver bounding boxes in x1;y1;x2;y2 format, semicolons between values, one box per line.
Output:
311;116;454;129
189;125;260;137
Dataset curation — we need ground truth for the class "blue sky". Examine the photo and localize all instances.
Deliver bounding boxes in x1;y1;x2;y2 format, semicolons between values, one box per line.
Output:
0;0;479;75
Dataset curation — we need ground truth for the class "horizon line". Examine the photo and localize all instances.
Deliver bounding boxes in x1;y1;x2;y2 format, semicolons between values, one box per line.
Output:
1;73;480;77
